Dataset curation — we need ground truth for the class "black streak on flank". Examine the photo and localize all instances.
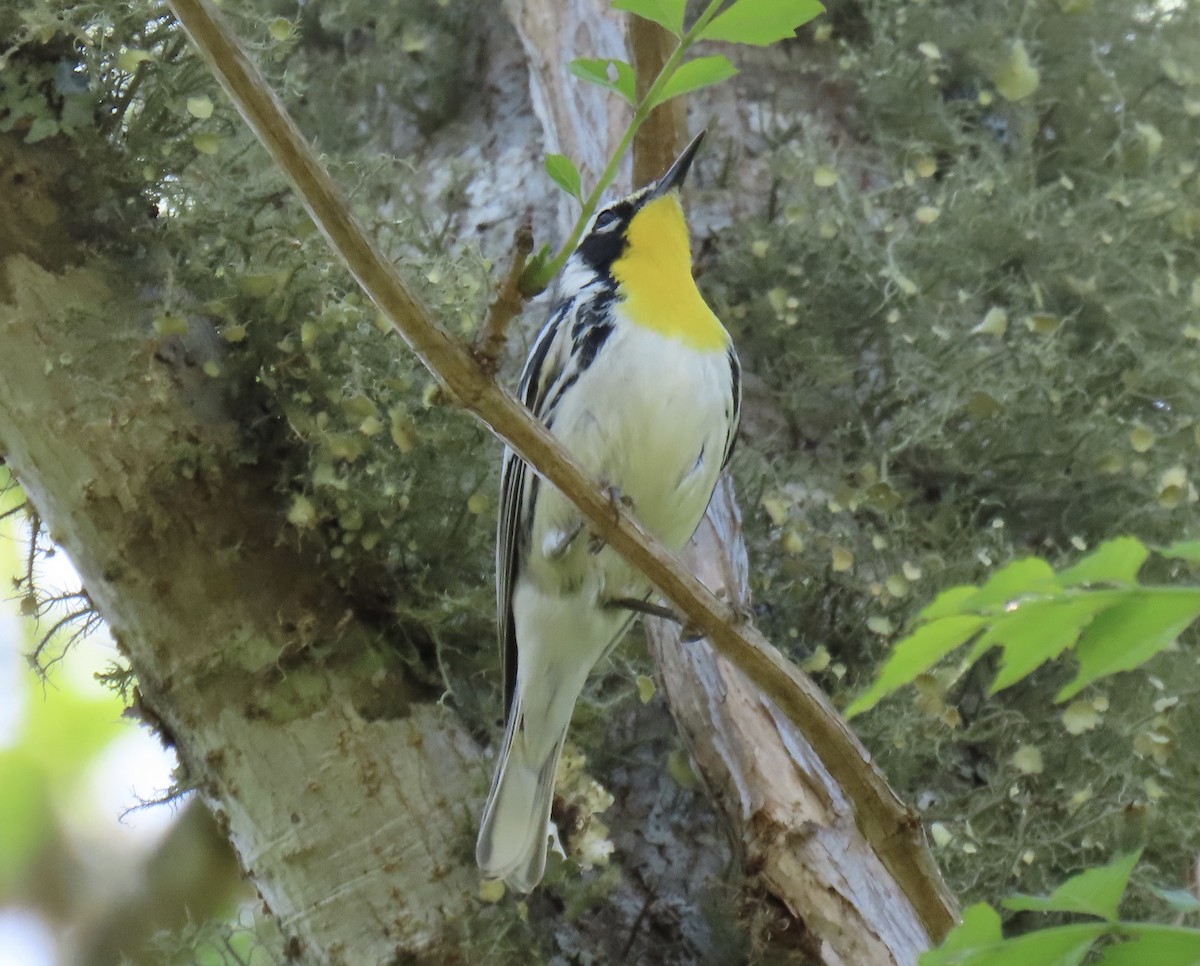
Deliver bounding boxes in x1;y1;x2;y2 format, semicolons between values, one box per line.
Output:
574;318;614;373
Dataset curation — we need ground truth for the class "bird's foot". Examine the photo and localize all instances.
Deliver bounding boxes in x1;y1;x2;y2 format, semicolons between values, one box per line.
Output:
605;597;679;621
588;485;634;554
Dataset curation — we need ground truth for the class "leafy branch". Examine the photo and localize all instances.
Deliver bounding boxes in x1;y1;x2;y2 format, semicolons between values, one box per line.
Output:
847;537;1200;719
520;0;824;295
922;850;1200;966
165;0;959;941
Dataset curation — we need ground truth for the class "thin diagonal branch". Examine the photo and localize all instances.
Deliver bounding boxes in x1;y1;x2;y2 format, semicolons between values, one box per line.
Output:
165;0;958;941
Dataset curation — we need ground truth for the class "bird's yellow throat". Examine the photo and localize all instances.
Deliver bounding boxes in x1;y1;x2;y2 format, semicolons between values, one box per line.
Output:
611;193;727;351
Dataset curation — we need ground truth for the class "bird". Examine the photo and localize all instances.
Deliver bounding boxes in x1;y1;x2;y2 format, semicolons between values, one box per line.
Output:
476;131;741;892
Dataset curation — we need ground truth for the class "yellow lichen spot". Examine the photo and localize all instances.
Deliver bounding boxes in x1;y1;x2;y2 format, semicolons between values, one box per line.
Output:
153;315;190;337
781;529;805;555
1061;700;1100;735
973;306;1008;337
636;674;655;704
1158;466;1189;508
1130;426;1155;453
118;48;153;73
1024;313;1060;335
666;748;699;790
186;95;213;119
751;239;770;258
202;360;221;378
222;324;247;343
992;40;1040;102
467;492;489;515
915;205;941;224
760;495;790;526
917;42;941;60
192;132;220;155
389;408;416;453
915;156;938;178
930;822;953;847
886;574;909;598
287;495;317;529
813;166;839;188
359;415;383;437
903;561;923;581
867;615;893;635
268;17;293;41
800;646;831;673
813;23;832;42
1012;745;1043;775
478;879;506;903
831;546;854;572
1143;777;1165;801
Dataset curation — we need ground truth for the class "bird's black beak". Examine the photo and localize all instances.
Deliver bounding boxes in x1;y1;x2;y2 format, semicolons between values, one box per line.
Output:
648;130;706;201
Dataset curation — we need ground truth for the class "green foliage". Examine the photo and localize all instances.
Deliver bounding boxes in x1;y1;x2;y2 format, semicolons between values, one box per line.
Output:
847;539;1200;717
704;0;1200;919
524;0;825;292
545;152;584;200
923;854;1200;966
698;0;826;46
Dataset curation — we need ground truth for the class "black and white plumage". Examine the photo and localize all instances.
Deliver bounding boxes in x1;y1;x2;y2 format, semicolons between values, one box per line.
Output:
477;134;741;892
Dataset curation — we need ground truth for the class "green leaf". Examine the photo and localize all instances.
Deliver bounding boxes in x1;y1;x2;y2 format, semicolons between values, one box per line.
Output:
1093;925;1200;966
964;592;1123;693
698;0;825;46
1057;589;1200;700
919;585;979;620
844;615;985;718
569;57;637;104
923;922;1106;966
613;0;687;35
1059;538;1149;587
544;153;583;200
922;903;1002;964
1158;539;1200;562
962;557;1059;611
649;55;738;109
1003;851;1142;922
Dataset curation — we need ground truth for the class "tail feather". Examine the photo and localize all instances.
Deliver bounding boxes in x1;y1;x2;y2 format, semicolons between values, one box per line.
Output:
476;701;568;893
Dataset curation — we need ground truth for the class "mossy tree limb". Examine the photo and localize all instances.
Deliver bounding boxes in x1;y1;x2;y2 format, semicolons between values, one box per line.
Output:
165;0;958;945
0;134;483;961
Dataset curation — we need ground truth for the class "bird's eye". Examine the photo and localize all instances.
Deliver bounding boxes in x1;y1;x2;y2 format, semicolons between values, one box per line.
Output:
593;209;618;230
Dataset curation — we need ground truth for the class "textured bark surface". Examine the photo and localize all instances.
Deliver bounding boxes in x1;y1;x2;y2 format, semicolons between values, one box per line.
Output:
648;480;931;966
0;135;482;962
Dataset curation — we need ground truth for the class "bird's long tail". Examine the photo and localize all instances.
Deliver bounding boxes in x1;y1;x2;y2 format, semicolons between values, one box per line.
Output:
475;691;569;893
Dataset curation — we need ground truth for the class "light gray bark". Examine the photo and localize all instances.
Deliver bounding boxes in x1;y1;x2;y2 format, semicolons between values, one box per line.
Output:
0;136;481;962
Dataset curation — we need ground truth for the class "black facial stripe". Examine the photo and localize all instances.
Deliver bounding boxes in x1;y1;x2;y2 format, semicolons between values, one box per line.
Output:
577;199;636;275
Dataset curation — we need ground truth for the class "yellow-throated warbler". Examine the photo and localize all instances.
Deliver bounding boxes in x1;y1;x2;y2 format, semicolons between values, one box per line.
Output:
476;132;741;891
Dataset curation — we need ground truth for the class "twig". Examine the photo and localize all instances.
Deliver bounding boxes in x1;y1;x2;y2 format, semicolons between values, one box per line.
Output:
165;0;958;941
473;218;534;375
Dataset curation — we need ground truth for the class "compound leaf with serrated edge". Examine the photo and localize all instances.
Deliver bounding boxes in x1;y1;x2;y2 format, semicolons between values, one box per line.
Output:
1003;851;1142;922
699;0;825;46
1059;537;1148;587
1057;590;1200;700
569;58;637;105
544;154;583;200
844;615;985;718
613;0;687;35
649;55;738;109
